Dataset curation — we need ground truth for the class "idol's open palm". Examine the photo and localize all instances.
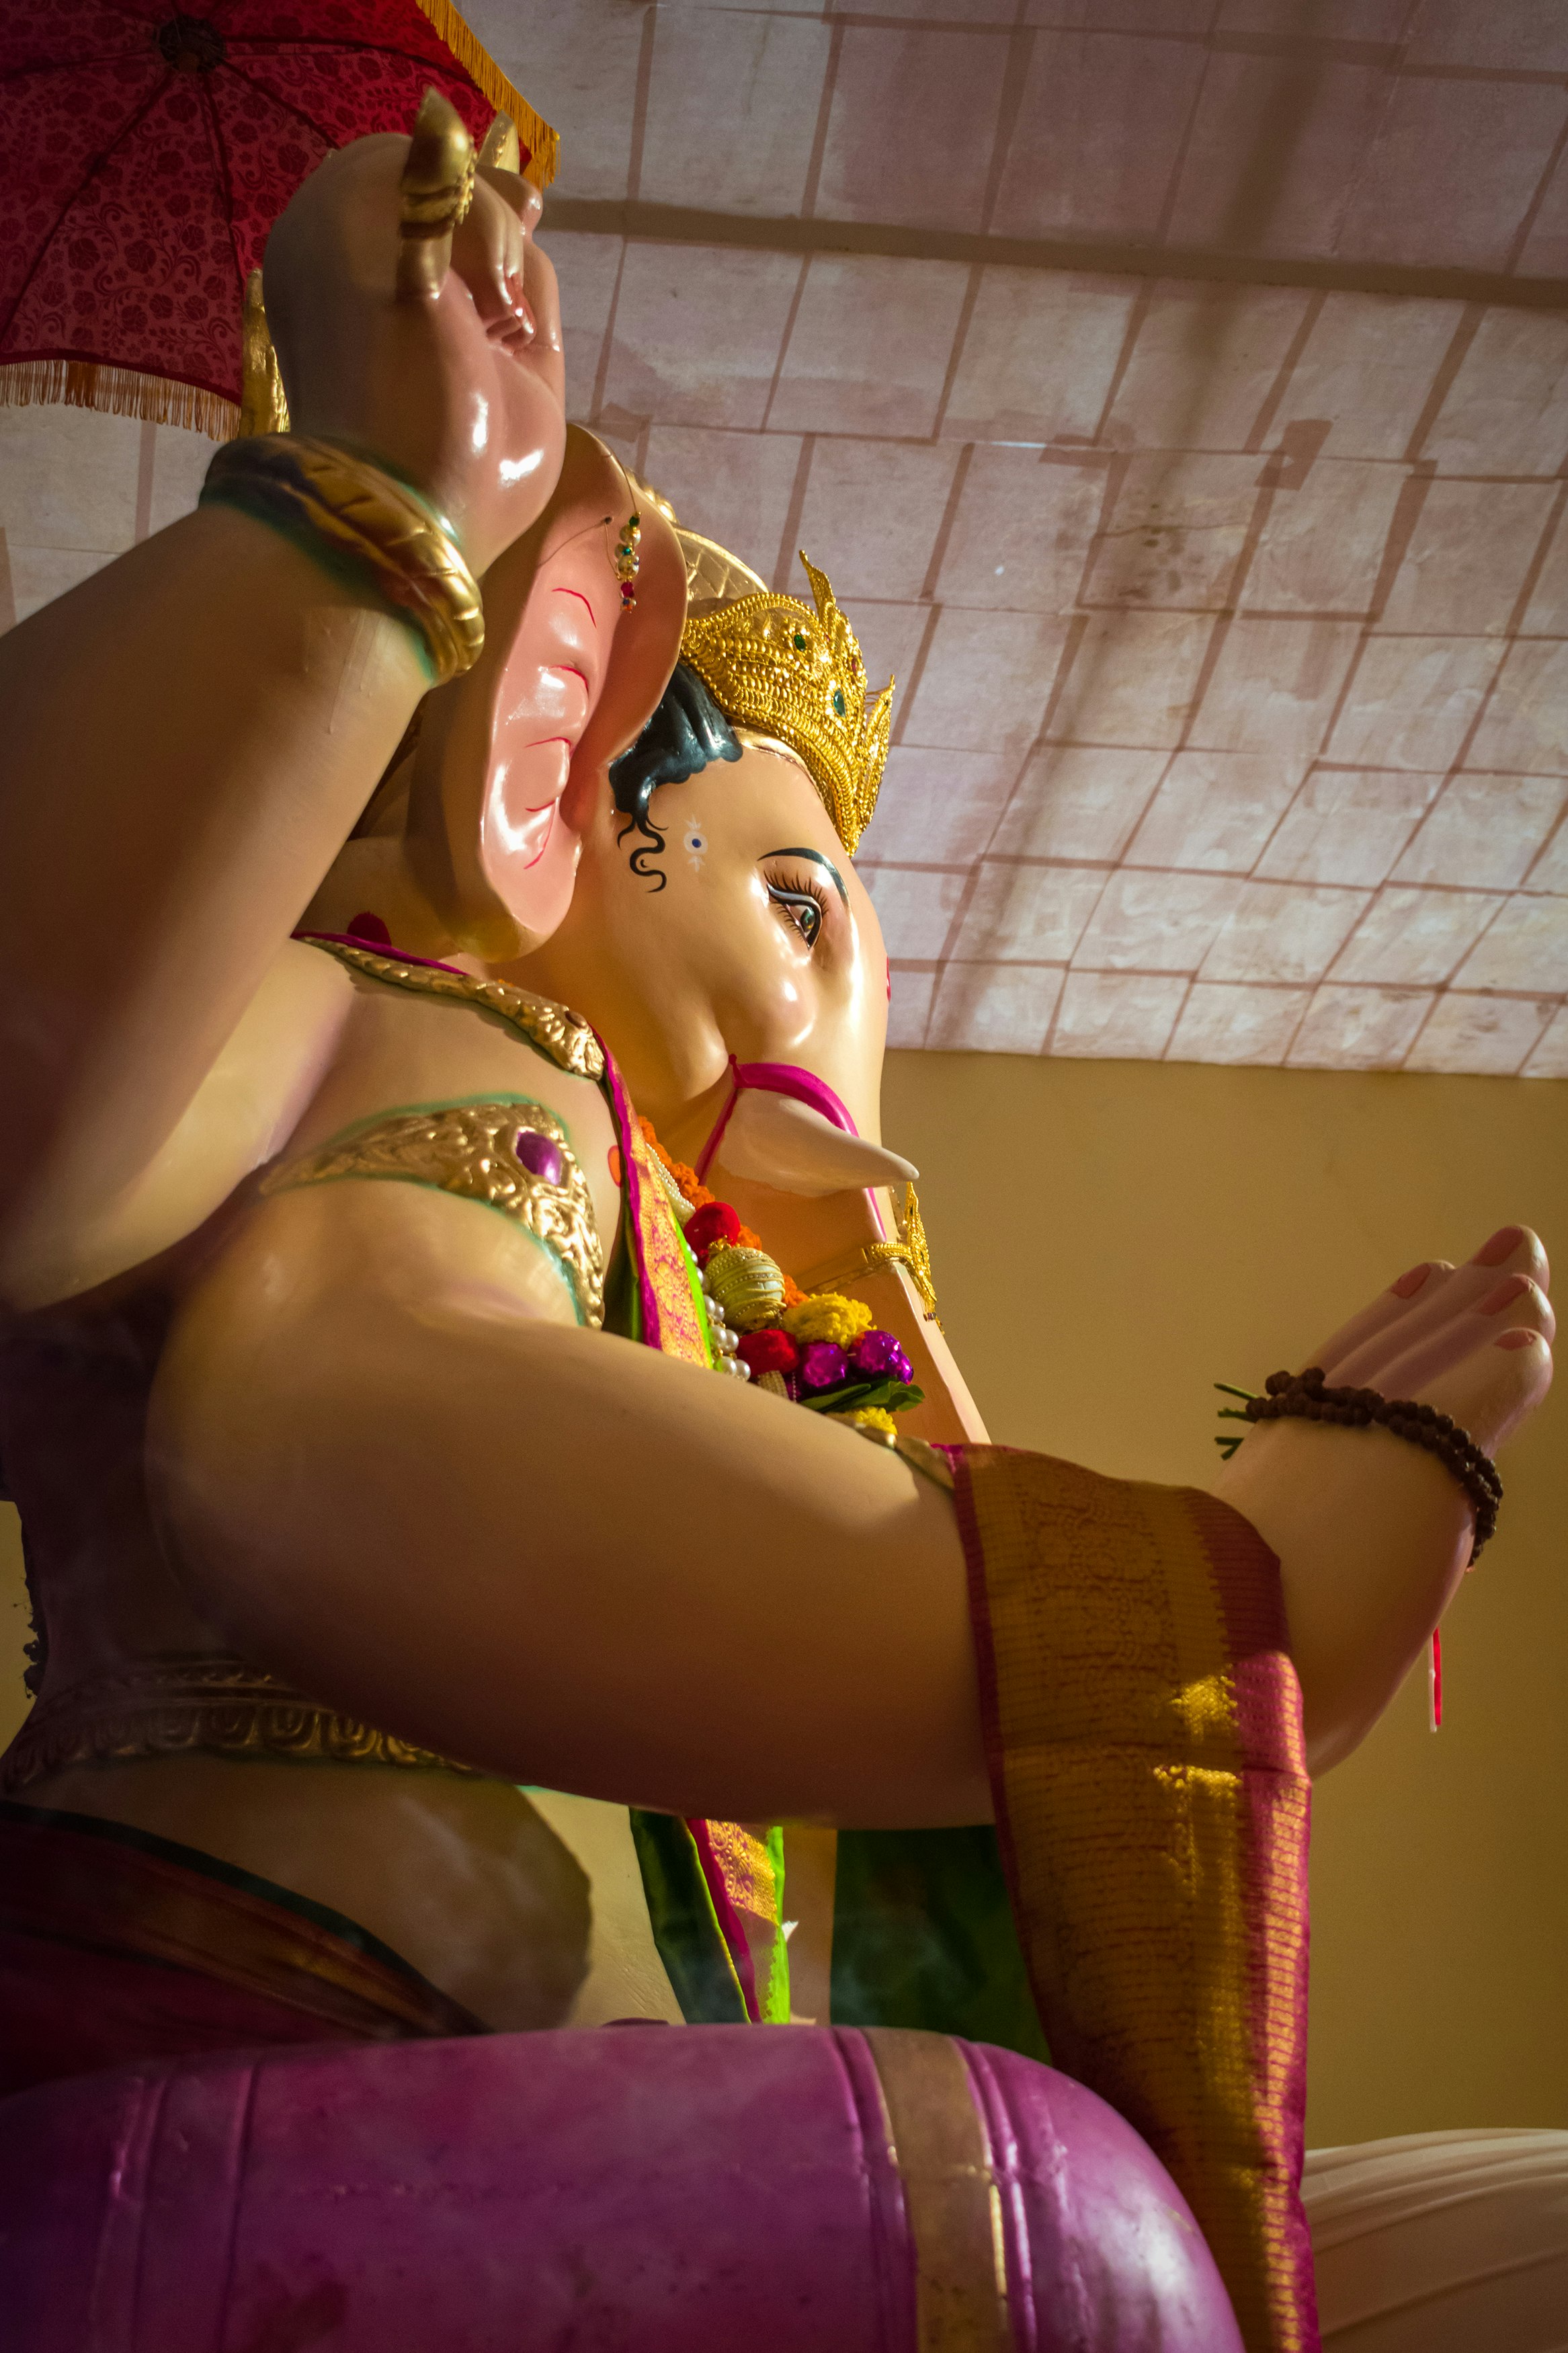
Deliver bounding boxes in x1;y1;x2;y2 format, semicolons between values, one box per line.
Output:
264;106;567;574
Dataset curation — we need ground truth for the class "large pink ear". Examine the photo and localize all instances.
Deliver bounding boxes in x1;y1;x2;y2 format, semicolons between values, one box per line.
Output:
407;430;683;959
559;502;687;838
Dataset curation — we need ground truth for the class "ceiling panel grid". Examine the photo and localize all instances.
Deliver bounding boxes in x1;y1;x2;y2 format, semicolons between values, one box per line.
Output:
2;0;1565;1071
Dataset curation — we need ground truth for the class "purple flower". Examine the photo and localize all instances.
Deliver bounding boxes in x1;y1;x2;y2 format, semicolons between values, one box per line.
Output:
799;1341;849;1392
852;1329;913;1384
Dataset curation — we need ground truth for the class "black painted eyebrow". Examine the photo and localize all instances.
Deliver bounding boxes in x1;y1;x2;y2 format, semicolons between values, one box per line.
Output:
762;846;848;906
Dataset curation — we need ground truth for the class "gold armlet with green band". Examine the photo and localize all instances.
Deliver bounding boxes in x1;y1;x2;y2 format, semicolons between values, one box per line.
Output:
200;434;484;683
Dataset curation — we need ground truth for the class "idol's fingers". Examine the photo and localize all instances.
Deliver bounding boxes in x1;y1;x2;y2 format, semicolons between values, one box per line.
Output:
1372;1273;1555;1408
463;173;548;360
1332;1226;1549;1390
395;87;475;301
1312;1259;1454;1386
1413;1322;1554;1462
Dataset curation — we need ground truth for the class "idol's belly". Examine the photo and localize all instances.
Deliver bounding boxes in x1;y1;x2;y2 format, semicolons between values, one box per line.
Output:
24;1753;684;2032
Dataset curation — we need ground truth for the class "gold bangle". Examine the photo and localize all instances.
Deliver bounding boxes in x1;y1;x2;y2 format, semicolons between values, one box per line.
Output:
202;434;483;683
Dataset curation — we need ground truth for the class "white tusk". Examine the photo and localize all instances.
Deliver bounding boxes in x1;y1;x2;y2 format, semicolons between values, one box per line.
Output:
713;1090;918;1199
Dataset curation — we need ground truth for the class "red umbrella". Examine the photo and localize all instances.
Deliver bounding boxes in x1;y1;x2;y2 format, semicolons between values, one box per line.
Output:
0;1;557;436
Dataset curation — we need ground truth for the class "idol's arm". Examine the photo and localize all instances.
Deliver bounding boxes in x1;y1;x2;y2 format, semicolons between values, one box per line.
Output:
147;1187;1551;1812
0;515;427;1259
147;1182;991;1829
0;132;563;1267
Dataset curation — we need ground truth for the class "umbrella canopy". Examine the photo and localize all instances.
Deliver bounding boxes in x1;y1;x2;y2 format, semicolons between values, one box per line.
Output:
0;1;556;436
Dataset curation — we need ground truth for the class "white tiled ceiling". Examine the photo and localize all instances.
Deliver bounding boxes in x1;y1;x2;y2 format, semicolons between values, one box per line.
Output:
3;0;1567;1073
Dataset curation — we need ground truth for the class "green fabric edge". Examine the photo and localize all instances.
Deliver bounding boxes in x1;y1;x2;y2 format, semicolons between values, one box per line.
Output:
759;1823;791;2023
831;1823;1050;2061
628;1810;750;2025
679;1224;718;1367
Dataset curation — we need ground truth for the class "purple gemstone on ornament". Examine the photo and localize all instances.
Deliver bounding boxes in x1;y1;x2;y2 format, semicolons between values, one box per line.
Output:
514;1128;565;1186
852;1329;912;1384
799;1341;849;1392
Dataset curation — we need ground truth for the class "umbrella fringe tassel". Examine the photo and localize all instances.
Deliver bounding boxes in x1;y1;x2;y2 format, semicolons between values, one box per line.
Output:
0;360;238;441
409;0;559;186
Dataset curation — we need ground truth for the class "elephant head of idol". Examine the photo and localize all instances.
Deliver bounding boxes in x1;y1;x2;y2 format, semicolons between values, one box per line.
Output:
513;515;917;1267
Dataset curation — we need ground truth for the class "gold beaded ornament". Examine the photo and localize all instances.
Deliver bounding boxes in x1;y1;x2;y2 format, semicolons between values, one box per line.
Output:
612;507;643;608
679;553;895;856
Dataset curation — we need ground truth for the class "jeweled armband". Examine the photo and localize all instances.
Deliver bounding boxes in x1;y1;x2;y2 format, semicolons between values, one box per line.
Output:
262;1099;604;1328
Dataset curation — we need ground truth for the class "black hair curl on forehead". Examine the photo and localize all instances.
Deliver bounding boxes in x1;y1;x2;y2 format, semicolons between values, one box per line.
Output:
608;662;741;891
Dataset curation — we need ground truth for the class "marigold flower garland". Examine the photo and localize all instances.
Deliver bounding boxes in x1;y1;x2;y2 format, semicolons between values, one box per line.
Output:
640;1118;922;1437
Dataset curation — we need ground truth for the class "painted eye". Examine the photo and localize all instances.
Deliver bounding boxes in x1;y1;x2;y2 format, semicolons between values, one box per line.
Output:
684;823;707;857
767;884;823;949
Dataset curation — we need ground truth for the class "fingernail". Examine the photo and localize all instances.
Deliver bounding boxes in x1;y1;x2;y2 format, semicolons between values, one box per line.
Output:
1475;1226;1524;1267
1391;1263;1433;1298
1481;1273;1530;1315
1496;1329;1538;1351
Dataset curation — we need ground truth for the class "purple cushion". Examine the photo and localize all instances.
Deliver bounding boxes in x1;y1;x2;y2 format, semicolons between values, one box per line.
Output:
0;2026;1243;2351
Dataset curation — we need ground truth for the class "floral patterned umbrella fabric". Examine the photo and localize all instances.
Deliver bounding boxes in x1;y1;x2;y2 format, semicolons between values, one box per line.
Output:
0;0;556;436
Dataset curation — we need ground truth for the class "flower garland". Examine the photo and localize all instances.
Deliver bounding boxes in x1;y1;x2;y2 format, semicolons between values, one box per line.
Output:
640;1118;922;1437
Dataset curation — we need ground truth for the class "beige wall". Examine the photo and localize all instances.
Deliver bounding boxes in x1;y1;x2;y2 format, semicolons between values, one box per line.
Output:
3;1050;1563;2143
882;1049;1567;2147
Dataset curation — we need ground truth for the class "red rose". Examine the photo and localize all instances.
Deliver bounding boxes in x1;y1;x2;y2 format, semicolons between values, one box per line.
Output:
684;1200;741;1263
737;1328;799;1379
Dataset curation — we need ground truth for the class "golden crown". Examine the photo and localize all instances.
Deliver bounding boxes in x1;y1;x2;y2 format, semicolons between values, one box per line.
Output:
678;553;894;855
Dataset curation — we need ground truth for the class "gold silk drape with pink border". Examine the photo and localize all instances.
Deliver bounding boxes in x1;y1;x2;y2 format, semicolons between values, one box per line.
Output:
949;1445;1318;2353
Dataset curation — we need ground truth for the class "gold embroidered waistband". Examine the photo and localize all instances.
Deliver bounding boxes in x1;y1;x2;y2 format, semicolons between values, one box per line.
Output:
0;1654;478;1796
261;1097;606;1328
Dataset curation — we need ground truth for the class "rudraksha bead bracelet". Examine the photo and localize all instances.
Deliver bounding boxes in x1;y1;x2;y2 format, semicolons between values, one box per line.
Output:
1243;1367;1501;1558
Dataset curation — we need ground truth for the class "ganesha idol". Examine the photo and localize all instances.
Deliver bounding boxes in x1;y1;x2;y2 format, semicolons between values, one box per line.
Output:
0;96;1555;2353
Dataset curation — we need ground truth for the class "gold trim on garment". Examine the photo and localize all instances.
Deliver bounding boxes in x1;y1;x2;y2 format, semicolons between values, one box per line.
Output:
262;1099;606;1329
0;1654;477;1796
300;938;606;1082
862;2029;1013;2352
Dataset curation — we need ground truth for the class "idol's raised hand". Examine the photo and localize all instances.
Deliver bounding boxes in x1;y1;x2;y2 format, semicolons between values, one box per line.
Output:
0;99;565;1283
1217;1225;1553;1773
264;94;567;576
